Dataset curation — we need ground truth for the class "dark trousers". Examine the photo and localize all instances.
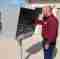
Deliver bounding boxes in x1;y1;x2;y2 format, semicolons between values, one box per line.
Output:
43;39;56;59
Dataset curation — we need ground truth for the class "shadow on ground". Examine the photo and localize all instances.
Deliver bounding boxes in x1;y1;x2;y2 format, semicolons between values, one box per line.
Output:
25;41;43;59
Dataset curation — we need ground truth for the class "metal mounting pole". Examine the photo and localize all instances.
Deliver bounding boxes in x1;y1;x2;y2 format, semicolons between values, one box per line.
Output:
19;39;23;59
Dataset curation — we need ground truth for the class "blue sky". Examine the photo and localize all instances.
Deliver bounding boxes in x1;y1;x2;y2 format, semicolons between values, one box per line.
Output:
0;0;25;8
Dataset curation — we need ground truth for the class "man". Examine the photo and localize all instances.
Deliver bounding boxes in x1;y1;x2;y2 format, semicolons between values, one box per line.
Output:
32;6;59;59
42;6;59;59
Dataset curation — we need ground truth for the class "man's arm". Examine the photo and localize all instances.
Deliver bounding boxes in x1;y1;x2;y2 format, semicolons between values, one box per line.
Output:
32;18;43;26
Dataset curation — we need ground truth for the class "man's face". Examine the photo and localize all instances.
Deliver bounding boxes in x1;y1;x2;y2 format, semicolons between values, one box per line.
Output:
42;7;52;16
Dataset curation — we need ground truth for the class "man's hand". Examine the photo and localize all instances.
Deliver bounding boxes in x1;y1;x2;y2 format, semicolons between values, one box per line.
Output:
44;43;49;50
38;14;43;21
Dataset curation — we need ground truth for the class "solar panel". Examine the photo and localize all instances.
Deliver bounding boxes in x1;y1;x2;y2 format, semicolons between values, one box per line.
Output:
16;8;35;39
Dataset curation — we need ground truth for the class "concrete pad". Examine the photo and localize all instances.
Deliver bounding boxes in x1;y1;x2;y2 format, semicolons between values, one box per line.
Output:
0;40;17;59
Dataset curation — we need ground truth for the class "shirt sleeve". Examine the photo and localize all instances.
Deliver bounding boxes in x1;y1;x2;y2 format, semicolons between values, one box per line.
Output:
48;18;59;43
